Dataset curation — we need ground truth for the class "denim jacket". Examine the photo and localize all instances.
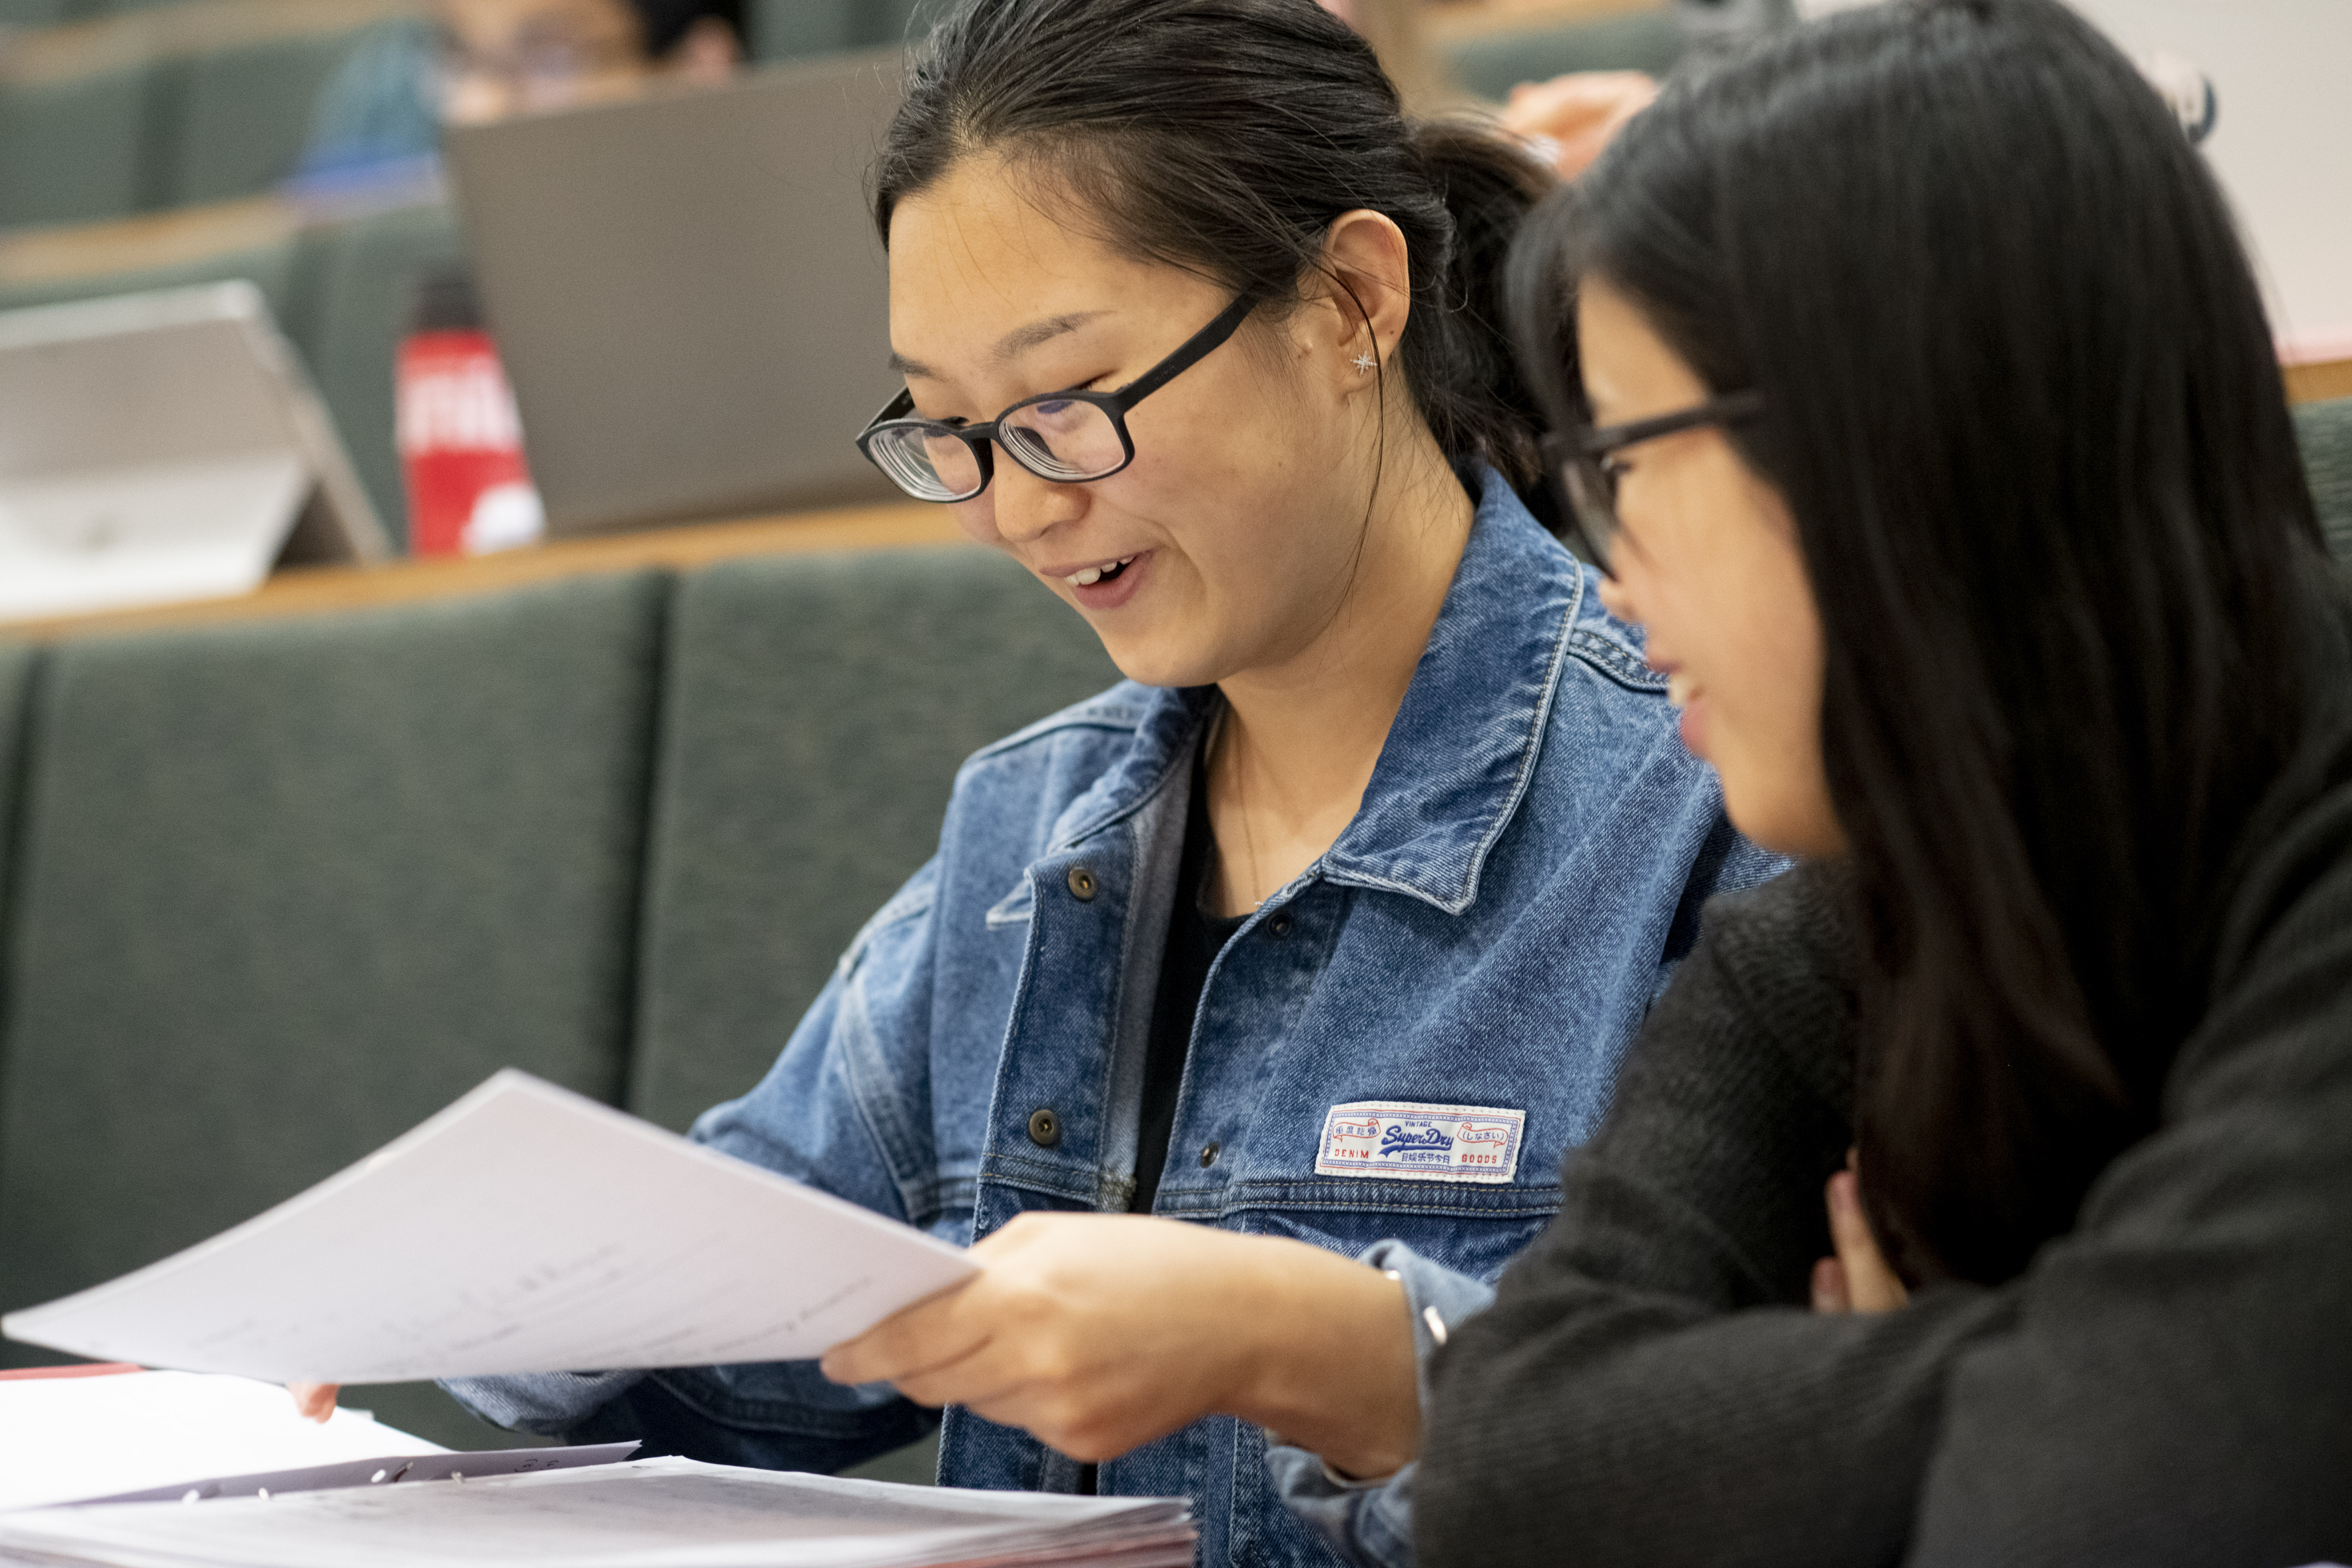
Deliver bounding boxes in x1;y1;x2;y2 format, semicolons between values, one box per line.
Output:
447;473;1781;1568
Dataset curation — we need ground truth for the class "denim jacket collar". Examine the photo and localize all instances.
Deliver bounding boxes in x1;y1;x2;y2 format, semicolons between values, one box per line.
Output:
1045;469;1602;915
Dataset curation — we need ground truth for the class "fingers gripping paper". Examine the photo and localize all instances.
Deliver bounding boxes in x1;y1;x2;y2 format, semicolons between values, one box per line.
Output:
1;1072;977;1383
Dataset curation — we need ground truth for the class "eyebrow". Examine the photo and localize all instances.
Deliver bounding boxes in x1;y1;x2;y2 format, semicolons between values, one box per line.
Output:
885;310;1109;381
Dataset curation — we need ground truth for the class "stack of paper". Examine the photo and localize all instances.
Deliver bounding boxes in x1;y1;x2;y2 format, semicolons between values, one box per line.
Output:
0;1080;1194;1568
0;1457;1198;1568
0;1371;444;1513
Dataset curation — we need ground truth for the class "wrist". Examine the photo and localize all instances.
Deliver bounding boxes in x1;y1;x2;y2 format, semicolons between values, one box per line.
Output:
1227;1239;1419;1478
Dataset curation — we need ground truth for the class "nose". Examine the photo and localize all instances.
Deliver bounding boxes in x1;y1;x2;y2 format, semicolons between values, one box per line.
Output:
988;451;1086;546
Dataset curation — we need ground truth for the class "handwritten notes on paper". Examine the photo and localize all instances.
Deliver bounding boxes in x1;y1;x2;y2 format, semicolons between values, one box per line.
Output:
2;1072;976;1384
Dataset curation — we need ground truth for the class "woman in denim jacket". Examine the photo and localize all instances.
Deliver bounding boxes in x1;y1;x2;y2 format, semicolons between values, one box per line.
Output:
295;2;1777;1563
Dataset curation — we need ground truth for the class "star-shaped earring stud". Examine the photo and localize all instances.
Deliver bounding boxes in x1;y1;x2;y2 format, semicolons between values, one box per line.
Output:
1352;352;1378;373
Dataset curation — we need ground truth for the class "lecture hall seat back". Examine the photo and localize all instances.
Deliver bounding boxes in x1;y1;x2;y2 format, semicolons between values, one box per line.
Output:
1441;8;1684;103
0;645;34;1091
0;573;668;1358
0;4;419;225
624;545;1119;1133
165;22;382;205
289;201;469;552
749;0;931;61
0;62;155;226
2294;395;2352;562
0;0;71;31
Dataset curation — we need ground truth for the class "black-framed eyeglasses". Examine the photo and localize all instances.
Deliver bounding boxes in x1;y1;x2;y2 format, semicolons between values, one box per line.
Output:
856;293;1259;503
1547;390;1766;569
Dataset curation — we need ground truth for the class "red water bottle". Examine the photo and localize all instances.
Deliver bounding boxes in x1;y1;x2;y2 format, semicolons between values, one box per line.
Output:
396;269;544;557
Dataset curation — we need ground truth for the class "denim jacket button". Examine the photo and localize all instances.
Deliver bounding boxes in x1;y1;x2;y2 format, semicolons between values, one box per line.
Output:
1065;865;1097;901
1027;1108;1062;1147
1199;1141;1220;1167
1267;912;1293;938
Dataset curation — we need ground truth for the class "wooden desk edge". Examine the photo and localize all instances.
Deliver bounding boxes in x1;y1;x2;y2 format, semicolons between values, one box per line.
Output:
10;502;972;643
1423;0;1660;43
2287;356;2352;408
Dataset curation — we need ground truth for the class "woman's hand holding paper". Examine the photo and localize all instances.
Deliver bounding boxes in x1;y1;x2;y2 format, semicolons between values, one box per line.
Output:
820;1213;1420;1477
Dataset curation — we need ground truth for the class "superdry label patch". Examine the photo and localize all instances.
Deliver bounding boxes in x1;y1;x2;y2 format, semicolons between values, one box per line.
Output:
1315;1100;1525;1184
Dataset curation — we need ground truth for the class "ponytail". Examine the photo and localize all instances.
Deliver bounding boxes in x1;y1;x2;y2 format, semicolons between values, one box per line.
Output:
1403;120;1555;506
874;0;1557;519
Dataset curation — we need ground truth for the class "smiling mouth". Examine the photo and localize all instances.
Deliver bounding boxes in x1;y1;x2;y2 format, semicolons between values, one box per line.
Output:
1067;555;1137;587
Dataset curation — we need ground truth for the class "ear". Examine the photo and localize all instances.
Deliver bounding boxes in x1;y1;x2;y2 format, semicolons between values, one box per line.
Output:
1296;209;1413;396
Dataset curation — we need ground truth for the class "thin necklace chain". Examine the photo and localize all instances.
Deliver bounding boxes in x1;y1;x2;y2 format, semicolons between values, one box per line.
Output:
1213;706;1267;911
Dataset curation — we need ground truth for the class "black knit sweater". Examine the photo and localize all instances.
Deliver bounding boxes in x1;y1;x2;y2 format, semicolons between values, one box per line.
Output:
1418;749;2352;1565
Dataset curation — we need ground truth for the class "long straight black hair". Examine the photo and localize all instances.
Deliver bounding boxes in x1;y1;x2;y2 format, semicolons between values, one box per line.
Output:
870;0;1556;512
1509;0;2330;1284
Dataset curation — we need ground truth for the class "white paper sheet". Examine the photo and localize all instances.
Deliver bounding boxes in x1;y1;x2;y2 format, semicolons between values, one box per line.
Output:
66;1441;640;1508
0;1372;444;1513
0;1457;1197;1568
1;1073;977;1384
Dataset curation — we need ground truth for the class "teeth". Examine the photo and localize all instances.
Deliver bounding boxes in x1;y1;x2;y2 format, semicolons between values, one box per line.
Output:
1666;672;1694;710
1065;555;1137;588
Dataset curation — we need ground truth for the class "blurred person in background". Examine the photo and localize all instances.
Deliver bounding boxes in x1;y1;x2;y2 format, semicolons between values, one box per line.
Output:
288;0;741;194
1325;0;1791;181
1337;0;2213;227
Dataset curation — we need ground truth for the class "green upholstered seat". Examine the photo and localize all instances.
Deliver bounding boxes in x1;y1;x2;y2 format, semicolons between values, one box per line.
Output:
0;0;71;30
2294;396;2352;562
0;63;155;226
288;201;468;551
749;0;927;59
0;643;35;1033
161;22;389;206
1443;9;1684;102
0;572;669;1444
625;545;1119;1134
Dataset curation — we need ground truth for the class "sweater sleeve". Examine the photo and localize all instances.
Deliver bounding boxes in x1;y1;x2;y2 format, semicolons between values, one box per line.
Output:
1419;811;2352;1568
1419;868;2022;1568
1906;782;2352;1567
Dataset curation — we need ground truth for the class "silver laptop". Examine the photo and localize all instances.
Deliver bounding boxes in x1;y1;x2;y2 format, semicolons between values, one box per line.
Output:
444;51;909;539
0;282;388;624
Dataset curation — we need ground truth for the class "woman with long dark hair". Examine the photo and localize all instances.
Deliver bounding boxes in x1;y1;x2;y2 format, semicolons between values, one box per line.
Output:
1377;1;2352;1562
292;2;1778;1563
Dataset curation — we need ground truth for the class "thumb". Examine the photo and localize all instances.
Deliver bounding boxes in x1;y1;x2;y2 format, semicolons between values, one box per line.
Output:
1810;1255;1852;1314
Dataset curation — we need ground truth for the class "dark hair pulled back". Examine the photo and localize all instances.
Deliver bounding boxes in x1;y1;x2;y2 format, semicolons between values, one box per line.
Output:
1510;0;2328;1285
873;0;1554;511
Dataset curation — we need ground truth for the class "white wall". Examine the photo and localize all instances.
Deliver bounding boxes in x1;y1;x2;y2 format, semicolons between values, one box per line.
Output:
2071;0;2352;357
1791;0;2352;356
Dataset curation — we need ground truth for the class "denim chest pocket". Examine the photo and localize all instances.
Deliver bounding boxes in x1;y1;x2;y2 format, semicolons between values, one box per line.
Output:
1152;1091;1566;1242
1159;1128;1561;1287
